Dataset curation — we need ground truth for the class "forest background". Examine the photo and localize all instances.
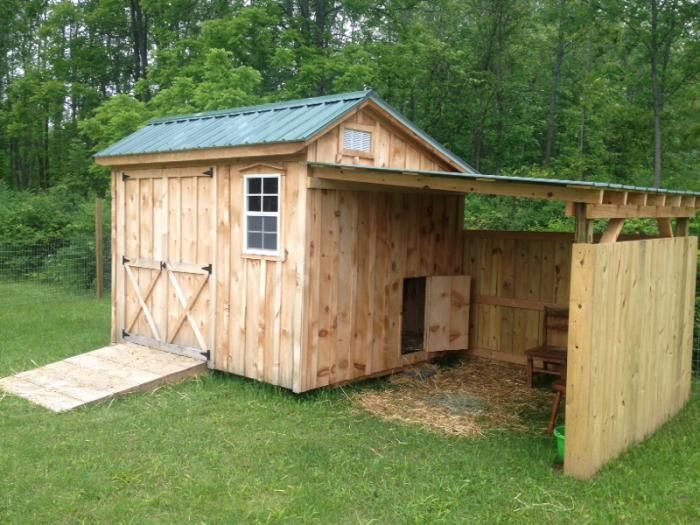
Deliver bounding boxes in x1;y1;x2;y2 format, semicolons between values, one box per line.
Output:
0;0;698;273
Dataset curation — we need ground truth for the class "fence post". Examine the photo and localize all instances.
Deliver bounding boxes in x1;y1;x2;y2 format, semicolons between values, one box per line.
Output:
95;198;104;299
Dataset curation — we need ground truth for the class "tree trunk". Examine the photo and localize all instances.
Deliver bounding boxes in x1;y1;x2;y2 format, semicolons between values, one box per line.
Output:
544;0;566;165
650;0;662;188
129;0;148;85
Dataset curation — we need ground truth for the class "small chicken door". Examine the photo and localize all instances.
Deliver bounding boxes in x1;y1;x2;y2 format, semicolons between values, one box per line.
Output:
425;275;471;352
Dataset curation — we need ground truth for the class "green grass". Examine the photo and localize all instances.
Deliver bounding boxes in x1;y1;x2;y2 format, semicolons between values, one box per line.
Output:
1;283;699;524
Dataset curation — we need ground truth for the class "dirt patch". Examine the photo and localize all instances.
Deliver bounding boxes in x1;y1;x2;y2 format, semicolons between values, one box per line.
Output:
353;357;552;436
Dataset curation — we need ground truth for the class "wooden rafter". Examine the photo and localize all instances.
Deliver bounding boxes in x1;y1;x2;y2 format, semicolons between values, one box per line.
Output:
310;165;605;204
575;204;696;219
599;219;625;244
310;164;700;220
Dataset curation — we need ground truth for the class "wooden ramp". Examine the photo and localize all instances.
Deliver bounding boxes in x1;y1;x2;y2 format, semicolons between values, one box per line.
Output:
0;343;207;412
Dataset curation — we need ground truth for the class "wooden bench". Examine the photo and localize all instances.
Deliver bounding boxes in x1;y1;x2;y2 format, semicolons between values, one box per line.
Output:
525;306;569;387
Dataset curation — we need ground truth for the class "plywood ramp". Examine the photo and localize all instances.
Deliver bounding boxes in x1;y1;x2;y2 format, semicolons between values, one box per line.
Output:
0;343;207;412
565;237;698;479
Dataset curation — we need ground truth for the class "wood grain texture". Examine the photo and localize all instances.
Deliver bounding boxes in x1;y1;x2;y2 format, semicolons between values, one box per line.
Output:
217;161;305;390
0;343;206;413
463;231;573;360
565;237;698;479
301;190;465;391
425;275;471;351
308;107;455;172
116;172;215;355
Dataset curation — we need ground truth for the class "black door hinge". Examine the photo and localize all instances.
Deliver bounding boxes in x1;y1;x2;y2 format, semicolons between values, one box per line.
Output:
202;263;212;275
200;350;211;360
160;260;167;270
122;329;130;338
122;256;130;265
122;172;130;181
203;167;214;177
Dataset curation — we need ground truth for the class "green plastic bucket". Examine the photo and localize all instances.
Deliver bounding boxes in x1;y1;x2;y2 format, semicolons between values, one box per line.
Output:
553;425;565;462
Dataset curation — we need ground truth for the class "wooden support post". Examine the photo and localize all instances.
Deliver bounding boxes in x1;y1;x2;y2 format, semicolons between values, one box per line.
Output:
574;203;594;243
675;217;690;237
600;218;625;244
657;217;674;238
95;198;104;299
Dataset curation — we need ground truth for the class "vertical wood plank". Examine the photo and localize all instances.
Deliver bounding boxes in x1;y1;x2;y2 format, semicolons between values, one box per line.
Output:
111;172;120;342
214;165;231;372
565;237;697;479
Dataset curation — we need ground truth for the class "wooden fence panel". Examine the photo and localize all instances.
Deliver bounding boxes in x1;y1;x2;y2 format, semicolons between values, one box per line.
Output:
565;237;697;479
463;231;573;363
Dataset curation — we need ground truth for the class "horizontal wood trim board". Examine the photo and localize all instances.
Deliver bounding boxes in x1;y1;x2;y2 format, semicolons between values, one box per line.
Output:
310;166;605;204
306;177;456;195
470;348;527;365
167;261;211;275
463;230;575;241
125;257;161;270
464;230;659;243
96;142;306;166
567;203;698;219
122;168;214;180
123;334;207;362
473;295;567;311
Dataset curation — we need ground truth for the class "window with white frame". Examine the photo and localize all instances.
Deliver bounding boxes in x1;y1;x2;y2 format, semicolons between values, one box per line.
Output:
244;174;280;255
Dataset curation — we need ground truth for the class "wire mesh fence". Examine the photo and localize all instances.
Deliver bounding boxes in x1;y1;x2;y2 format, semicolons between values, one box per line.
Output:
1;227;699;376
694;275;700;376
0;240;110;307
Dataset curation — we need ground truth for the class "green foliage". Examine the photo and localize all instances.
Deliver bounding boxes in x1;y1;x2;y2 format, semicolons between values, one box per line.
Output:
149;49;261;115
79;95;150;153
0;184;107;289
0;0;698;257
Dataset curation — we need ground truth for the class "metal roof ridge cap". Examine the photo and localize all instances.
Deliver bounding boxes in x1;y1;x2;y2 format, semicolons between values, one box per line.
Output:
146;90;372;125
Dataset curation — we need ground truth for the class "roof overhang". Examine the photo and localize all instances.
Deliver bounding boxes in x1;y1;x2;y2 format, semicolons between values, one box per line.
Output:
303;96;475;174
308;163;700;219
95;141;307;167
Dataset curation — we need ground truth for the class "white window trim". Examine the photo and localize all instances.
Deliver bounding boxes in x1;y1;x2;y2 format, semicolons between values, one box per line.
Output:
243;173;281;257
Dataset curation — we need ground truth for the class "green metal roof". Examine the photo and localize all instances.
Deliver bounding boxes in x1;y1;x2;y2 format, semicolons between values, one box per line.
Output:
95;90;475;172
309;162;700;198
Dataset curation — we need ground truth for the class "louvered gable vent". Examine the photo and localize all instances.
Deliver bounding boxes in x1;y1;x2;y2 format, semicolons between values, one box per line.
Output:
343;128;372;153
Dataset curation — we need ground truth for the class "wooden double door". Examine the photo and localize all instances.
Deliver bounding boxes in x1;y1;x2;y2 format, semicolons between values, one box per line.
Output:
115;167;215;361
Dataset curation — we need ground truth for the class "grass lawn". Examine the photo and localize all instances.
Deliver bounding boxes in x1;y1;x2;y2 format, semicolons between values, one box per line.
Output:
1;283;699;524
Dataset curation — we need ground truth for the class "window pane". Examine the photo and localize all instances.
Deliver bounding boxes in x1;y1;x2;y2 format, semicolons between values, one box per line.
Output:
247;195;261;212
263;233;277;251
262;216;277;233
247;177;261;194
247;231;263;249
263;177;278;194
248;216;262;232
263;195;278;212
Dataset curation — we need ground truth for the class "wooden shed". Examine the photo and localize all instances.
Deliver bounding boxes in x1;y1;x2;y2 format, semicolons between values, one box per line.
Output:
96;90;699;479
